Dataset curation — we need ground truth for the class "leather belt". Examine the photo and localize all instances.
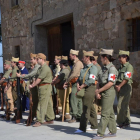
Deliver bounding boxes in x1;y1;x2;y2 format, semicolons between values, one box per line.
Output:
38;83;51;87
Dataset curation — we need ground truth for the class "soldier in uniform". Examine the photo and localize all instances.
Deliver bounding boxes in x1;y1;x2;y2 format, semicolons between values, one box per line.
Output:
2;60;13;112
92;56;102;115
92;48;118;140
63;49;83;123
116;50;133;129
52;56;71;120
11;57;19;106
74;51;98;133
29;53;55;127
17;53;40;121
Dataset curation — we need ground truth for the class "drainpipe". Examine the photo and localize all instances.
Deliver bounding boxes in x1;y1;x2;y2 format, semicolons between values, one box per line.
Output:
31;0;43;37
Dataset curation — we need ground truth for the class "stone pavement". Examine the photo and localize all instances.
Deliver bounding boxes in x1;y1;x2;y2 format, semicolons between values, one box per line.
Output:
0;111;139;140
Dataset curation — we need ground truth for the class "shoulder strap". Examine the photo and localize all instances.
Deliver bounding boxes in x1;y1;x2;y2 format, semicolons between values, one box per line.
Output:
83;65;92;83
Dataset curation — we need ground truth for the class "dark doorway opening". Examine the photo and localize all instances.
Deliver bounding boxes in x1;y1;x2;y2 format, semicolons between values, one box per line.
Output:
47;21;74;63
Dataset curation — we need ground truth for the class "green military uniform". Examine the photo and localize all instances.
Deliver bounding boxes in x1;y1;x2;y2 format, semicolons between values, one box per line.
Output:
67;58;83;120
97;62;118;136
116;61;133;126
11;66;19;103
78;62;98;132
20;64;40;120
56;67;70;114
36;63;55;123
3;66;13;111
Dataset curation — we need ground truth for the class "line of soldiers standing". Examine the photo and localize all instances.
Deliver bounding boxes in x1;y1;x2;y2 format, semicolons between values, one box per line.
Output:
0;48;133;140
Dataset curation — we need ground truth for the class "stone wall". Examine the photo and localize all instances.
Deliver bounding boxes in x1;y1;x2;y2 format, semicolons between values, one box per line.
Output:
0;0;140;113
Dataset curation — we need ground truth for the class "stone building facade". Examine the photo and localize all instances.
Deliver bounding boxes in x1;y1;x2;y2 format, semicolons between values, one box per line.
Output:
0;0;140;113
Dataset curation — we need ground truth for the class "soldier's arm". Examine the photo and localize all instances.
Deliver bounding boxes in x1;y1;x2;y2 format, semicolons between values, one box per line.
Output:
30;78;41;88
67;62;83;83
54;65;61;77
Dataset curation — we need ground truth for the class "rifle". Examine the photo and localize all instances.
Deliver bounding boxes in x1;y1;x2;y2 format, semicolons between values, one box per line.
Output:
15;70;22;123
26;78;33;126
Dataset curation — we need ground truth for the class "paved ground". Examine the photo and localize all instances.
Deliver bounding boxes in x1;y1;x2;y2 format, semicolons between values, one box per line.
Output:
0;111;140;140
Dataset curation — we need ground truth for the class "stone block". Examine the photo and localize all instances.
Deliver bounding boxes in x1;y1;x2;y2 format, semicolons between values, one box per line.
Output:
110;0;116;10
102;30;109;40
104;18;112;29
107;11;112;18
88;6;97;15
102;1;110;11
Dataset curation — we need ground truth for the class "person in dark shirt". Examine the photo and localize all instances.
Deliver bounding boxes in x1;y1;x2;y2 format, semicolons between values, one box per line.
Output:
18;60;29;112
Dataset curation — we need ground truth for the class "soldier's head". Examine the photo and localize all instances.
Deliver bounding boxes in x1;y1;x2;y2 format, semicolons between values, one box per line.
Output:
4;60;11;70
30;53;37;65
36;53;46;65
18;61;25;69
54;56;61;65
82;51;94;65
99;48;115;65
60;56;68;69
30;63;35;70
91;56;98;65
69;49;79;61
118;50;130;64
11;57;19;67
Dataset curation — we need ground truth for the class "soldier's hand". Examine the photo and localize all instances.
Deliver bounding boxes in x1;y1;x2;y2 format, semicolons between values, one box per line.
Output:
29;85;33;89
63;83;68;89
115;85;120;92
96;93;101;99
16;73;20;77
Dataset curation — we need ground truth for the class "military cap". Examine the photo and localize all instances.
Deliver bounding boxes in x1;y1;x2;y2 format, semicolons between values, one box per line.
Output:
119;50;130;56
5;60;11;65
37;53;46;60
94;56;98;61
61;55;68;60
11;57;19;62
99;48;114;56
46;61;50;66
30;53;37;58
83;50;94;57
55;56;61;60
19;60;25;64
70;49;79;55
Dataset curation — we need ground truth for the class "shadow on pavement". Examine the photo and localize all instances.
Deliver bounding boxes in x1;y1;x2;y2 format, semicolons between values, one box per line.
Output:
47;124;96;138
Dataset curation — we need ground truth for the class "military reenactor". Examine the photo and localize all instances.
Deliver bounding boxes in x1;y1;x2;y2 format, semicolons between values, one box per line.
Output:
91;56;102;115
11;57;19;106
63;49;83;123
74;51;98;133
1;60;13;112
92;48;118;140
116;50;133;129
29;53;55;127
52;56;71;120
17;53;40;122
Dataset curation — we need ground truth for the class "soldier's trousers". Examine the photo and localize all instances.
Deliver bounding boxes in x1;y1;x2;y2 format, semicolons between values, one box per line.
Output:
36;85;55;123
79;85;98;132
12;86;17;104
58;87;70;114
70;83;82;119
6;85;14;111
116;83;132;125
97;87;117;136
31;86;38;119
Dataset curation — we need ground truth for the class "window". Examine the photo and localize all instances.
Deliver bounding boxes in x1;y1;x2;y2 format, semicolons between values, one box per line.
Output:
127;17;140;52
11;0;19;7
15;46;20;58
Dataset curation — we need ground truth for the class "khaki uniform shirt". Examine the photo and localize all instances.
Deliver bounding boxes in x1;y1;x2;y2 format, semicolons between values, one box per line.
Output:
78;63;97;86
117;62;133;84
36;63;52;84
67;58;83;83
94;63;101;80
3;67;12;79
11;66;19;81
20;64;40;79
98;62;118;86
54;64;61;77
56;67;70;88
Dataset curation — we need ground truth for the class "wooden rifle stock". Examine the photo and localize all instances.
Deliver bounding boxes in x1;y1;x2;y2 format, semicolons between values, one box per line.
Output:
26;79;33;126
